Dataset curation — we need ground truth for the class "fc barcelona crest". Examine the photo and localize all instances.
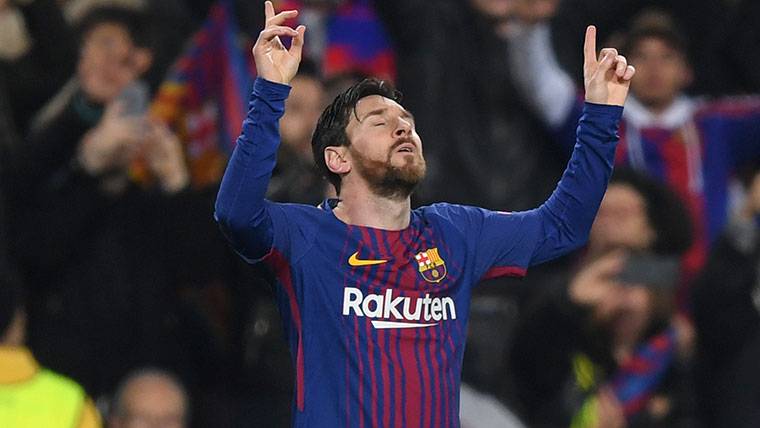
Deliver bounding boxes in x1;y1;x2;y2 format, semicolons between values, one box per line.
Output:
414;248;447;283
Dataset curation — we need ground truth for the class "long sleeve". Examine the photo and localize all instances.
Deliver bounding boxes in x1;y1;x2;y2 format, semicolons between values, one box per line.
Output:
530;103;622;263
214;77;290;262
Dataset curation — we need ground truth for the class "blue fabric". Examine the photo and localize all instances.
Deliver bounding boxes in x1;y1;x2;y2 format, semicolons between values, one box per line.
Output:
215;77;623;427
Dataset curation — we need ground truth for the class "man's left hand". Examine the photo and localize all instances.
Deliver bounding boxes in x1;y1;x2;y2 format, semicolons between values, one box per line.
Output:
584;26;635;106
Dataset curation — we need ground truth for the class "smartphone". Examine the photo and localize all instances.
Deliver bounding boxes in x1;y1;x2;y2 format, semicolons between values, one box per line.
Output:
117;81;149;117
616;252;680;289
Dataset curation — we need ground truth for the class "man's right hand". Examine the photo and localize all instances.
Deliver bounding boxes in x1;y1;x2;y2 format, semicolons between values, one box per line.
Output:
253;1;306;85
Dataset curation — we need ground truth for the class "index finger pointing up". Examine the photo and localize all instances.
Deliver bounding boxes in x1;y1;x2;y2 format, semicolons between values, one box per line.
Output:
584;25;597;69
265;1;275;21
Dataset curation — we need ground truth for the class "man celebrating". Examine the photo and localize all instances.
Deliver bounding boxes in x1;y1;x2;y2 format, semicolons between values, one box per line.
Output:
215;2;635;426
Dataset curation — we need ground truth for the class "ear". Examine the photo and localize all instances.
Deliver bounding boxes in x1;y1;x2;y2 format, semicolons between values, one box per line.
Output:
324;146;350;175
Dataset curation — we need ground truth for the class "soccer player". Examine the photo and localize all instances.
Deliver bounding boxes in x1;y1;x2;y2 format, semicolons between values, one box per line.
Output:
215;2;636;426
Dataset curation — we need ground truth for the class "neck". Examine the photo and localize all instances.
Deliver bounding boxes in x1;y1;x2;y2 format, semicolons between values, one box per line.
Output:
333;185;412;230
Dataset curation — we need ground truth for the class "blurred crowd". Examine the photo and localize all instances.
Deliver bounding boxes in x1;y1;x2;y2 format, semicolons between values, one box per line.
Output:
1;0;760;427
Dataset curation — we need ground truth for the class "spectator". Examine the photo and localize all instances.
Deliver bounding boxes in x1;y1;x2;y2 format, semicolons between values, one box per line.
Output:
6;6;225;400
0;275;102;427
548;0;726;95
692;161;760;426
0;0;76;135
268;60;328;204
509;169;697;427
374;0;565;210
109;368;188;428
508;8;760;279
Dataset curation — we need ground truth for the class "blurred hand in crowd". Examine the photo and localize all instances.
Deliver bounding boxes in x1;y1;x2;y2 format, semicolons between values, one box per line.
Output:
78;19;153;104
142;120;189;193
469;0;516;20
513;0;560;23
594;388;627;428
78;101;147;175
569;251;627;321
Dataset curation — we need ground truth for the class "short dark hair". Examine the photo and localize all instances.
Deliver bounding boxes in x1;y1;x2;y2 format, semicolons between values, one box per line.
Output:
77;6;157;51
610;168;693;256
0;275;23;338
622;10;687;58
311;79;402;194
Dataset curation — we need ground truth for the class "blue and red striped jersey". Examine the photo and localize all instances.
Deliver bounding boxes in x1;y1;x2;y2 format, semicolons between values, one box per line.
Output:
215;78;623;427
557;95;760;281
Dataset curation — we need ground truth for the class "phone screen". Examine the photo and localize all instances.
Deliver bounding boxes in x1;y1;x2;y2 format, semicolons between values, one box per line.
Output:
117;81;149;117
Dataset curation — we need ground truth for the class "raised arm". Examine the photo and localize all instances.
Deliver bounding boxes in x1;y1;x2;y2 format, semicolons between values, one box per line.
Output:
214;1;305;262
528;26;635;263
507;22;578;130
470;27;635;278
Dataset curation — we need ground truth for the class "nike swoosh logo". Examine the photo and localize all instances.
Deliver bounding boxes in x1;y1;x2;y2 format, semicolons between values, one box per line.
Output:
348;251;388;267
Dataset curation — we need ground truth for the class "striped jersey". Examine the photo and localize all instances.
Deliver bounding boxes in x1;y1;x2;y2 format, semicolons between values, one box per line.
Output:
557;95;760;278
215;78;623;427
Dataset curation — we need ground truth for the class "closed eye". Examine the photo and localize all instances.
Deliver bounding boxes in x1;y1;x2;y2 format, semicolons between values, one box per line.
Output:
373;122;386;127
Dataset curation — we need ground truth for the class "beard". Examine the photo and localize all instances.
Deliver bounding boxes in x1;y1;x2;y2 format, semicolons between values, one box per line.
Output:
349;141;426;200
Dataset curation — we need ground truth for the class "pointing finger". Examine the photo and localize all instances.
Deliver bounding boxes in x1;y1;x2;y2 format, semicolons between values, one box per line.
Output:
583;25;597;70
264;0;274;21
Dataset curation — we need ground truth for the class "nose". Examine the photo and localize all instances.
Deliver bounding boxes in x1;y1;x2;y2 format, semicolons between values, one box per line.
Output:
394;117;411;138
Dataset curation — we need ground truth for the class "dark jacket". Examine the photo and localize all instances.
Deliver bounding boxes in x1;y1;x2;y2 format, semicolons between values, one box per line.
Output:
693;218;760;427
7;88;227;397
509;284;697;427
374;0;564;210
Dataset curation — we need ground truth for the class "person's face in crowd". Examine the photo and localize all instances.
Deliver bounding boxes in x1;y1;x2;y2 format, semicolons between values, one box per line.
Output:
629;36;692;112
78;22;152;104
109;375;187;428
281;75;325;157
469;0;515;20
340;95;426;197
589;184;655;256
